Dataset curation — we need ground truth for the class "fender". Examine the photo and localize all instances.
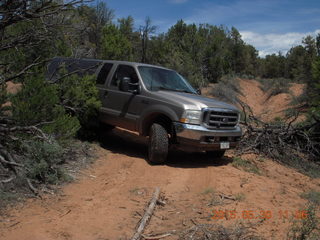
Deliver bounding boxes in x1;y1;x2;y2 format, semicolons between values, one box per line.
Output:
137;104;179;136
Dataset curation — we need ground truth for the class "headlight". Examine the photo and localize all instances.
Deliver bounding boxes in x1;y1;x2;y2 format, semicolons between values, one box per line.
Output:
180;110;202;125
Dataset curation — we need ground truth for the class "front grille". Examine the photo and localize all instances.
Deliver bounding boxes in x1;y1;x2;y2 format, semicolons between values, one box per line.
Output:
202;108;239;129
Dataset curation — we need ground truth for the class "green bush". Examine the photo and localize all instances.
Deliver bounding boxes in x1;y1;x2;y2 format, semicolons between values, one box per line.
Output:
11;74;60;125
11;74;81;140
24;140;68;184
7;70;100;185
57;72;101;126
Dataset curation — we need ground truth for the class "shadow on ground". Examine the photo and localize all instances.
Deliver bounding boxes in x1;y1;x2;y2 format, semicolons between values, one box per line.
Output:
98;128;232;168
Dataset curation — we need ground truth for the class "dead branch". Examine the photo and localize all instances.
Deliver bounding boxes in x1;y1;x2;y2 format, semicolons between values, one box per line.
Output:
141;233;172;240
219;193;236;201
156;199;166;206
3;58;47;83
0;1;87;32
181;221;259;240
0;124;50;141
26;178;39;195
0;155;23;167
0;176;15;183
131;187;161;240
237;103;320;163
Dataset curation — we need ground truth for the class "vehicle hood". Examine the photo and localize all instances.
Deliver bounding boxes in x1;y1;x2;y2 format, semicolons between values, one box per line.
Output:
153;90;240;112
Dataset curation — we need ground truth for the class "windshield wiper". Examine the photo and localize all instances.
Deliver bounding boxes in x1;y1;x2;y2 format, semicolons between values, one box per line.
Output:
158;87;194;94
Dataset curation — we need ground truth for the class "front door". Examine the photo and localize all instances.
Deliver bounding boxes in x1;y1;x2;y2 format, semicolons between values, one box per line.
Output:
100;64;141;130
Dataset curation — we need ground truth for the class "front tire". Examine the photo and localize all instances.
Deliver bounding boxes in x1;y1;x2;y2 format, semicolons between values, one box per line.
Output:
148;123;168;164
206;150;226;159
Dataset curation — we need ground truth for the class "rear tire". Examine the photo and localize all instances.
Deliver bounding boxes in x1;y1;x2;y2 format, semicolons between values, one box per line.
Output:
148;123;168;164
206;150;226;159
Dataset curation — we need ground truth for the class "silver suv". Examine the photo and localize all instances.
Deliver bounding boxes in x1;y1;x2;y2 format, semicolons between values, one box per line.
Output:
48;58;242;164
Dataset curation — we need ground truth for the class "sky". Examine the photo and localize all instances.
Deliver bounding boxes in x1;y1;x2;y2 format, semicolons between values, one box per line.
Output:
103;0;320;57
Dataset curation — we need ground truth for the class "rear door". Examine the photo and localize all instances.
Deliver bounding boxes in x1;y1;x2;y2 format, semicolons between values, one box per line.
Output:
96;62;115;124
100;64;141;130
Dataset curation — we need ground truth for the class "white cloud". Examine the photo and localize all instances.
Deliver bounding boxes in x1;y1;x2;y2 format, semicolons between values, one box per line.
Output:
183;0;320;56
241;29;320;57
169;0;188;4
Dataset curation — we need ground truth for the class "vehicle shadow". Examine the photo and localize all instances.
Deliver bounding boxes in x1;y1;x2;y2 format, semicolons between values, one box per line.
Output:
98;128;148;159
98;128;232;168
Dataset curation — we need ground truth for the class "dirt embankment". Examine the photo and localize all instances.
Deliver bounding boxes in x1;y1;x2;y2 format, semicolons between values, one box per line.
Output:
237;79;304;122
203;78;305;122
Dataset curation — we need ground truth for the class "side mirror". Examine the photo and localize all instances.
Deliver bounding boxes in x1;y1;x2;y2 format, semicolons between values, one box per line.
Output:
120;77;130;92
120;77;139;94
196;88;202;95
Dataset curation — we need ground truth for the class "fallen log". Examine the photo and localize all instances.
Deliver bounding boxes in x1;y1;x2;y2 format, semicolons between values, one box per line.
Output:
131;187;161;240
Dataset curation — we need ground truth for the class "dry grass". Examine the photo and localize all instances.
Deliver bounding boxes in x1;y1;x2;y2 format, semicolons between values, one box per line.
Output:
211;75;242;104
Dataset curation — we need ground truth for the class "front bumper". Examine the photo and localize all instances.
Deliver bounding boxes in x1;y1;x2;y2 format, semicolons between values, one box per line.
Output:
173;122;242;151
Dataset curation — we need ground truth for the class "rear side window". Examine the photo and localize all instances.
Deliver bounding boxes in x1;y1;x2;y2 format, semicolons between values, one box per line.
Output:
96;63;113;85
60;59;100;76
46;58;102;82
111;65;139;87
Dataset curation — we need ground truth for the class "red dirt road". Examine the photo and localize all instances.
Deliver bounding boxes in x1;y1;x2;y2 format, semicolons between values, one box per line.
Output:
1;128;319;240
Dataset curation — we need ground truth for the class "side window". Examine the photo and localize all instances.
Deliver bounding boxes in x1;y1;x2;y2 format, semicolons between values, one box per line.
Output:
96;63;113;85
111;65;139;87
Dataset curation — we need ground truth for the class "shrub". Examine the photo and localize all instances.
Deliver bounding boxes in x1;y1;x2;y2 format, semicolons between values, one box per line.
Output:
258;78;291;99
211;74;242;104
11;73;81;140
287;205;320;240
11;74;61;125
232;156;261;175
1;69;99;194
57;72;101;126
180;222;262;240
301;191;320;206
23;140;66;184
0;83;8;111
0;190;19;209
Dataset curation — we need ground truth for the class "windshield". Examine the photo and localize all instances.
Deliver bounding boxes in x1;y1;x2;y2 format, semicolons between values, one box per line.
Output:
138;66;196;94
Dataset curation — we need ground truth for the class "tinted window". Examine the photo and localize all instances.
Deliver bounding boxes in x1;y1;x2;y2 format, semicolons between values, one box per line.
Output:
96;63;113;85
111;65;139;87
62;59;100;76
46;58;101;81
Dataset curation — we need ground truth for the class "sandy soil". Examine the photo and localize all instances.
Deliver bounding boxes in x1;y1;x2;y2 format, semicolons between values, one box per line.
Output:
0;79;318;240
0;127;319;240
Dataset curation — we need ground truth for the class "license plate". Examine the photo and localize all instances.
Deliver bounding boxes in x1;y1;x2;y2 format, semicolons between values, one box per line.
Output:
220;142;230;149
